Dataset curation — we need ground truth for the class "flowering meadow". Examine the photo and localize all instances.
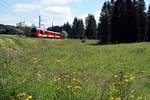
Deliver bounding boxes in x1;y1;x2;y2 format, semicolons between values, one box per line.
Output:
0;36;149;100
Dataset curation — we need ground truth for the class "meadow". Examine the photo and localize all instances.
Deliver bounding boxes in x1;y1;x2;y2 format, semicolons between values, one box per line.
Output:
0;36;150;100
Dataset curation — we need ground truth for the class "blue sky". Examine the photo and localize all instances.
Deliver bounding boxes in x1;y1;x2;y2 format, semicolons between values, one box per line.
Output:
0;0;150;27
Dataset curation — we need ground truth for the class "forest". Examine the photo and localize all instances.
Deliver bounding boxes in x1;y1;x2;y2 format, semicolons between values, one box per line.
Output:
46;0;150;44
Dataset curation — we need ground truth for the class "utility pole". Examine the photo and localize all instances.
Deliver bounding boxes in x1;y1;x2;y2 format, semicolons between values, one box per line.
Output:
39;16;41;28
52;21;54;27
38;16;46;28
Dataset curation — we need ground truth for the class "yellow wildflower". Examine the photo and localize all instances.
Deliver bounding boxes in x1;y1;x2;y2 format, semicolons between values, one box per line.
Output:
73;78;76;81
54;77;61;81
56;59;61;63
115;97;121;100
57;87;60;90
115;75;118;78
26;96;32;100
56;59;64;65
33;57;37;60
17;92;26;97
111;87;116;91
129;76;135;80
124;79;129;82
74;86;82;89
33;57;39;63
111;96;114;100
72;86;82;96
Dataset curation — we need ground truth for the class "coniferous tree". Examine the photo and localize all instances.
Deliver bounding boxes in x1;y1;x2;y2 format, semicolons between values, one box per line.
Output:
98;1;112;44
136;0;147;41
97;0;148;44
71;17;84;39
147;5;150;41
62;22;72;38
111;0;126;43
47;26;62;32
77;19;85;39
85;14;97;39
110;0;146;43
124;0;138;42
71;17;78;38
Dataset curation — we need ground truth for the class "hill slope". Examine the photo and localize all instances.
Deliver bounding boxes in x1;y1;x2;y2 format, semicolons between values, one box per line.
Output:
0;36;150;100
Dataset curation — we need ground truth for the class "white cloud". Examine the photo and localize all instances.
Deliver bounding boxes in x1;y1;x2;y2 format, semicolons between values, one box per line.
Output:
43;6;71;15
11;0;80;26
40;0;80;5
13;4;41;13
41;6;72;26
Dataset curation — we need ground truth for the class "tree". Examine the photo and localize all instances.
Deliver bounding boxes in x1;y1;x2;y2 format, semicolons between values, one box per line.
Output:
71;17;78;38
16;21;31;36
23;26;32;36
47;26;62;32
98;1;112;44
62;22;72;38
71;17;85;39
97;0;148;44
111;0;126;43
61;31;68;39
123;0;138;42
147;5;150;41
110;0;142;43
0;24;14;34
136;0;147;41
77;19;85;39
85;14;97;39
16;21;26;27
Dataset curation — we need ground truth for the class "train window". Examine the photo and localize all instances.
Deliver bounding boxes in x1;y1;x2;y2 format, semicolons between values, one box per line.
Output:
40;30;43;34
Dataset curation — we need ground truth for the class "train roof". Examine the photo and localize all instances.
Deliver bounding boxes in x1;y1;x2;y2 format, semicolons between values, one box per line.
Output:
36;28;61;34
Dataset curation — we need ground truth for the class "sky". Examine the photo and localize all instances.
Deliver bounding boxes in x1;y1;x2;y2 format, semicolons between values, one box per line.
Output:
0;0;150;27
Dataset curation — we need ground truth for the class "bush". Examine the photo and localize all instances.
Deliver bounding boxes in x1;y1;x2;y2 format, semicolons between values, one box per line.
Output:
61;31;68;39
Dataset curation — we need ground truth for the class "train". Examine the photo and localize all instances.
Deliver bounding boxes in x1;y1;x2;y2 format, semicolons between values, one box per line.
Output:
31;28;61;39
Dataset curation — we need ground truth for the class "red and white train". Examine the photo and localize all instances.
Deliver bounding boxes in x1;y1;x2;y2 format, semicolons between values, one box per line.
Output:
32;28;61;39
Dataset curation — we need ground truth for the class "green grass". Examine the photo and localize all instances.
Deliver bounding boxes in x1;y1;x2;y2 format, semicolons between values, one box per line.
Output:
0;36;150;100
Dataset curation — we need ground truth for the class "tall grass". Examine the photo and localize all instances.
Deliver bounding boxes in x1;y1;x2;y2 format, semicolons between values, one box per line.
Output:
0;36;149;100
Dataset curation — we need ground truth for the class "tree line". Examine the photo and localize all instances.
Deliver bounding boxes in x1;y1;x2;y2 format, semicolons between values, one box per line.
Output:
0;23;31;36
47;15;97;39
98;0;150;44
48;0;150;44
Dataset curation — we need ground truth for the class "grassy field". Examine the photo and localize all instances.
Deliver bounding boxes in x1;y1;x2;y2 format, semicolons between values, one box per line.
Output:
0;36;150;100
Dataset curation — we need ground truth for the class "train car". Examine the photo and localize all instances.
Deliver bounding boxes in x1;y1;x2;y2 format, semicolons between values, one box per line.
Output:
32;28;61;39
